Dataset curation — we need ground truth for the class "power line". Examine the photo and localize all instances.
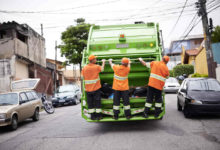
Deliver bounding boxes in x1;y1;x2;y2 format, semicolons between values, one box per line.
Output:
0;0;120;14
0;1;196;15
169;2;219;52
168;0;189;37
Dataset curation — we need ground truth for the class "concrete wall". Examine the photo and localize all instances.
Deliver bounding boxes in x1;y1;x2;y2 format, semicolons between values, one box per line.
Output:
195;47;208;75
0;39;14;59
15;38;28;58
0;56;16;93
27;30;46;67
15;59;29;80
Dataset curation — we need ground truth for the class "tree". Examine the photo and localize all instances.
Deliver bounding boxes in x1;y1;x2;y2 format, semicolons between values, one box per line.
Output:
211;25;220;43
59;18;91;70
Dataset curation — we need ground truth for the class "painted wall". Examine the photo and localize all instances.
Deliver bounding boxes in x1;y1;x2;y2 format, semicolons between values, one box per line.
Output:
15;59;29;80
195;47;208;75
216;64;220;82
212;43;220;64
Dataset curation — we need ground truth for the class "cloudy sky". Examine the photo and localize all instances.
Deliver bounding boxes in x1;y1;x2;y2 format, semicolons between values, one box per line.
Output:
1;0;220;62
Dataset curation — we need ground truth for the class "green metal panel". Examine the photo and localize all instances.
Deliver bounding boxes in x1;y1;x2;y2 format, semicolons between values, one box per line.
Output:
81;23;164;122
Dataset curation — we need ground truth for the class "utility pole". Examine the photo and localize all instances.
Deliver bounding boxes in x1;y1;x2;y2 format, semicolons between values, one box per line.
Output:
196;0;216;78
54;41;57;94
41;24;43;37
160;30;165;54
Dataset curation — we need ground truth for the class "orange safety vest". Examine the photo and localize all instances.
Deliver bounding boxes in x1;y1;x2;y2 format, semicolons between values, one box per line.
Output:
148;61;169;90
112;65;130;91
81;63;101;92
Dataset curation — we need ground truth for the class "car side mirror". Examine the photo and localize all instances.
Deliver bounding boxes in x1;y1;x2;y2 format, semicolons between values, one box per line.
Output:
181;89;187;93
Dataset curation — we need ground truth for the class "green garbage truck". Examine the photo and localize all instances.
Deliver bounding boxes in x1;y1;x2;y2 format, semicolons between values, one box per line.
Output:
81;23;164;122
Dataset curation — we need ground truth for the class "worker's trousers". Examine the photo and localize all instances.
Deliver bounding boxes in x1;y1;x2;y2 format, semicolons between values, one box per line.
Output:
113;90;131;117
144;86;162;115
86;89;102;119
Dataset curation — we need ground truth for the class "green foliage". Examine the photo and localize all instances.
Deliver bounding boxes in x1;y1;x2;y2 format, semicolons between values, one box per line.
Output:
173;64;194;77
169;70;174;77
211;26;220;43
191;73;208;78
59;18;91;68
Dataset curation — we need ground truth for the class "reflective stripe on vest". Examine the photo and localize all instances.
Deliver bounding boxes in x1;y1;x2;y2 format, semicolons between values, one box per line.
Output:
150;73;166;82
145;103;152;108
124;105;130;110
113;105;120;110
155;103;162;108
96;109;102;113
84;77;100;84
88;109;95;113
114;74;128;81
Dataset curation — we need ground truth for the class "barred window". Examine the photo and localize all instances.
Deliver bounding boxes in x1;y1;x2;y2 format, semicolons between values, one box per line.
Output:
0;60;11;77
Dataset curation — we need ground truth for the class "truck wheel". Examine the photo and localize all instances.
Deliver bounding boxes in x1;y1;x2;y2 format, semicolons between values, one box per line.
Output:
32;108;40;121
10;115;18;130
177;99;182;111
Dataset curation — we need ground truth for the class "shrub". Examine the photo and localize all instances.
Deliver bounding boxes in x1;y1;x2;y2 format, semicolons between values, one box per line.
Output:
169;70;174;77
173;64;194;77
191;73;208;78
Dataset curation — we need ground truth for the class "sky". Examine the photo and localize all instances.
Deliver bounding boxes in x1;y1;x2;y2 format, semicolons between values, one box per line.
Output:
0;0;220;64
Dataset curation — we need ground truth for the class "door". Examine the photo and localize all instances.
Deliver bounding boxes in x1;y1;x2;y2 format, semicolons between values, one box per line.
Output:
178;80;187;106
17;92;30;121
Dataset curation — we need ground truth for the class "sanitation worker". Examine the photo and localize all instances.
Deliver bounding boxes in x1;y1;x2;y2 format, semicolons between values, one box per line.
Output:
81;55;105;120
138;56;170;118
109;57;132;120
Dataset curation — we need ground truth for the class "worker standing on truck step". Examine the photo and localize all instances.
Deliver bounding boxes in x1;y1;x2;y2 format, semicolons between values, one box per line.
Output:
109;57;132;120
81;55;105;120
138;56;170;118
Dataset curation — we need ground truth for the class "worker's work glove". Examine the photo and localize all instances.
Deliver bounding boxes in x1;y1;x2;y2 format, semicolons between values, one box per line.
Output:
101;59;106;63
138;58;143;62
108;59;113;62
128;58;131;64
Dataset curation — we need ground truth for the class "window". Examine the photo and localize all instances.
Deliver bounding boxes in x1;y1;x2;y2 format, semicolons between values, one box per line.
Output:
25;92;35;100
31;91;39;99
20;93;28;102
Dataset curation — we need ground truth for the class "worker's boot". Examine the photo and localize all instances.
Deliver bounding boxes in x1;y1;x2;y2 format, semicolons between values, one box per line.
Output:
125;110;132;119
90;113;96;120
113;109;119;120
96;113;103;120
143;107;150;118
154;108;162;118
113;114;118;120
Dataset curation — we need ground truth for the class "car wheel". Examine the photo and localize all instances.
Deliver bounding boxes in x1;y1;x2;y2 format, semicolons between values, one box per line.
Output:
10;115;18;130
32;108;40;121
183;104;191;118
177;99;182;111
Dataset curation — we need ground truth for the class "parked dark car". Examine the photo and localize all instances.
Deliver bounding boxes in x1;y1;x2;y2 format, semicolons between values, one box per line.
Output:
177;78;220;118
52;84;81;107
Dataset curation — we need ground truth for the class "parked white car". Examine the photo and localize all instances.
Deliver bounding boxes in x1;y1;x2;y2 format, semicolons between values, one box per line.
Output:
164;77;180;93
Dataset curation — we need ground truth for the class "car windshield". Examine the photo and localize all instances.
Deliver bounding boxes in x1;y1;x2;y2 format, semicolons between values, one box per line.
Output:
188;79;220;91
57;85;77;93
0;93;18;105
166;78;179;83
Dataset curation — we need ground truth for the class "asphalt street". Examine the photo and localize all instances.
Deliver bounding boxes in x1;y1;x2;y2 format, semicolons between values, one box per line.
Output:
0;94;220;150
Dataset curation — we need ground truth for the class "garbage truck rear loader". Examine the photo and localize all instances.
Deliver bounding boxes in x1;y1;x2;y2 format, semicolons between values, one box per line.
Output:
81;23;165;122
